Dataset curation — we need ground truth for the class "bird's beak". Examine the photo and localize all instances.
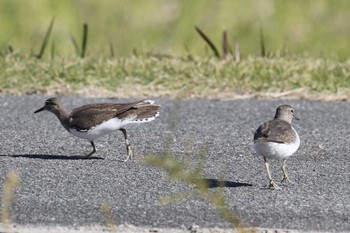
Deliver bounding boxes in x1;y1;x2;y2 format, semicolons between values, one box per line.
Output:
34;106;46;114
293;116;300;121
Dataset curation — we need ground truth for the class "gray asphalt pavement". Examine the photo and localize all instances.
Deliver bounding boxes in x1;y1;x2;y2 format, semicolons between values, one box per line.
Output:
0;95;349;232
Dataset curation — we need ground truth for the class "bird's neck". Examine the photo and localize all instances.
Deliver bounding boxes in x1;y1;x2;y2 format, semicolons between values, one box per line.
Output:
274;115;292;124
53;108;72;130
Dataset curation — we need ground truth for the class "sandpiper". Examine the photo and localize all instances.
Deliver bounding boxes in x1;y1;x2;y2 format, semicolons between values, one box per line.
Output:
253;105;300;189
34;97;160;161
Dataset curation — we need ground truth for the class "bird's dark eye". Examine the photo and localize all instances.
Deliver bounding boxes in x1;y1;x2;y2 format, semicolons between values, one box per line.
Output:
291;109;294;113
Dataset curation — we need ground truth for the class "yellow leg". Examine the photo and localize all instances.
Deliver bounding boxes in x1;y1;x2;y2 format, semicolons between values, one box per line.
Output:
281;159;291;183
264;157;281;190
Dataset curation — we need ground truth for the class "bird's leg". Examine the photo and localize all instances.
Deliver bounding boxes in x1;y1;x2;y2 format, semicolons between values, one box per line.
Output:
119;128;133;162
84;141;96;158
281;159;291;183
264;157;281;190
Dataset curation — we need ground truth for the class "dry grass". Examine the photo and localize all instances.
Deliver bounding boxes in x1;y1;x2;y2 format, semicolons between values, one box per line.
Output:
143;96;254;233
101;201;117;233
1;171;20;233
0;53;349;101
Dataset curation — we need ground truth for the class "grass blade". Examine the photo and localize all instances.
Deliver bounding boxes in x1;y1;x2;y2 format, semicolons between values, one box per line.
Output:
7;45;14;54
1;172;20;232
195;26;220;58
101;201;117;232
81;23;88;58
51;41;56;59
234;40;241;62
0;45;13;56
36;17;55;59
71;36;81;56
222;30;228;59
0;37;12;56
260;26;266;57
109;40;115;58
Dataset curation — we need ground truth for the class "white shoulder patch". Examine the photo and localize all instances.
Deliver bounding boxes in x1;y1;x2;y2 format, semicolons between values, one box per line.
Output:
143;100;155;105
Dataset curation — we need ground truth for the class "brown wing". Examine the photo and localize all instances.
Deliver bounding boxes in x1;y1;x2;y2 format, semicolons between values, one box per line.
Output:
253;119;292;143
69;101;143;130
117;101;160;120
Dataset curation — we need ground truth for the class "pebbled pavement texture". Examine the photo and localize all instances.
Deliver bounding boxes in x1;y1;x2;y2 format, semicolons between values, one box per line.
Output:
0;95;349;232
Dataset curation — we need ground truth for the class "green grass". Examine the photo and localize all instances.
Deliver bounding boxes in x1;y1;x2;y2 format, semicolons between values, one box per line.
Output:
0;1;350;58
0;53;349;100
1;1;349;99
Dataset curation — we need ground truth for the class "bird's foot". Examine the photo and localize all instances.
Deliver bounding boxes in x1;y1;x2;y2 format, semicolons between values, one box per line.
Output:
269;180;281;190
123;147;133;162
281;175;292;183
84;142;96;159
84;151;95;159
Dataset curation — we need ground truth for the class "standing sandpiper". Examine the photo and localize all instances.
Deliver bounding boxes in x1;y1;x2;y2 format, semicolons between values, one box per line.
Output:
253;105;300;189
34;97;160;161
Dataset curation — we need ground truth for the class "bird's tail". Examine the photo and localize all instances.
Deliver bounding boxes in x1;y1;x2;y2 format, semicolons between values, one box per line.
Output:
131;100;160;122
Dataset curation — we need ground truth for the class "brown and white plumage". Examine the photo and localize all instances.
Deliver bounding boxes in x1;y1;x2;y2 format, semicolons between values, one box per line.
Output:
253;105;300;189
34;97;160;160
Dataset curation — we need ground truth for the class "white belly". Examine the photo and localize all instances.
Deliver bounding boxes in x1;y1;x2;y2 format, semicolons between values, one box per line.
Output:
69;117;127;141
253;128;300;160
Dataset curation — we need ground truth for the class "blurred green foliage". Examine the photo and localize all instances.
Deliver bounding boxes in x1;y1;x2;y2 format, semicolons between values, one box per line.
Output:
0;0;349;58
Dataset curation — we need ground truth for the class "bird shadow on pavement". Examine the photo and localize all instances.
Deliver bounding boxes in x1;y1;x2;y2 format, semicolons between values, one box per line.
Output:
8;154;104;160
193;178;253;188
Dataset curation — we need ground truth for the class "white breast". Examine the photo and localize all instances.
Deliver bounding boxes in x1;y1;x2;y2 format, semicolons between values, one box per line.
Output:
253;127;300;160
69;117;127;141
